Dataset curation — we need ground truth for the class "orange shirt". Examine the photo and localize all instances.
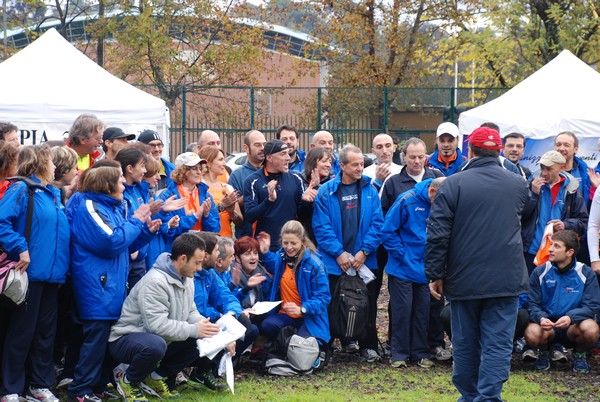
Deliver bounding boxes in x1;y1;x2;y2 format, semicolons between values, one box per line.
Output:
437;151;458;169
177;184;202;231
207;183;234;237
280;264;302;318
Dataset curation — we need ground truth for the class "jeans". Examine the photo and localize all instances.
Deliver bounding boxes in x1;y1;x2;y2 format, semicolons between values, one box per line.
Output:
451;296;518;402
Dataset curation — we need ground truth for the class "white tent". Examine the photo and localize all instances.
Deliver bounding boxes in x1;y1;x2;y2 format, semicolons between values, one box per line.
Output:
0;28;169;145
459;50;600;139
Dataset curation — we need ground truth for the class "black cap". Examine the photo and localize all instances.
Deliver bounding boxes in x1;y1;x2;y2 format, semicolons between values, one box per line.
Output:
137;129;162;144
262;139;289;165
103;127;136;142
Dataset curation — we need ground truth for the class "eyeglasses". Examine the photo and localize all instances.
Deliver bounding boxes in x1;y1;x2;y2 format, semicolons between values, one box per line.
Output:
148;142;163;148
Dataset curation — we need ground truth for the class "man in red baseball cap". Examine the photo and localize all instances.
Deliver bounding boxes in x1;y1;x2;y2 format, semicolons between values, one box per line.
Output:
426;124;530;402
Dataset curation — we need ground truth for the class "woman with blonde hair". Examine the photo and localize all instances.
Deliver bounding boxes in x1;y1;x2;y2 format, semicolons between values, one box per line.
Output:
260;220;331;344
51;145;79;202
198;145;242;237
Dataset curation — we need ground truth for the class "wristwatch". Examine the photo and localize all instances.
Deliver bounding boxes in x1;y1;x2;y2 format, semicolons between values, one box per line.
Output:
217;204;226;213
300;306;307;314
362;250;370;257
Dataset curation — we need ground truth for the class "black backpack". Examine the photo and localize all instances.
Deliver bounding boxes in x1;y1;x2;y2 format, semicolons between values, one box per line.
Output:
329;273;369;340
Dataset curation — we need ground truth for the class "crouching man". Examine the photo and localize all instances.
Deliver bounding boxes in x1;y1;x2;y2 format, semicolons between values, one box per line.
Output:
525;230;600;373
108;233;222;401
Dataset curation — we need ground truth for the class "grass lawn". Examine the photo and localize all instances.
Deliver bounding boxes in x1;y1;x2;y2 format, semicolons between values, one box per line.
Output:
158;353;600;402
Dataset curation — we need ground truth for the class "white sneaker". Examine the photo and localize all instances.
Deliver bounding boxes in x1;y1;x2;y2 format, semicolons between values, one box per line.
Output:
26;388;59;402
1;394;21;402
56;377;73;388
433;346;452;361
522;347;539;362
361;348;381;363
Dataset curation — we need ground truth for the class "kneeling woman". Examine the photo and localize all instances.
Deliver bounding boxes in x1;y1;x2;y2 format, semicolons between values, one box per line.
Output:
260;220;331;343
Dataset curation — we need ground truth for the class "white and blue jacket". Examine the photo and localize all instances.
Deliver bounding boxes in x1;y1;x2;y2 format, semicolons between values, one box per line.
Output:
67;192;154;320
528;260;600;324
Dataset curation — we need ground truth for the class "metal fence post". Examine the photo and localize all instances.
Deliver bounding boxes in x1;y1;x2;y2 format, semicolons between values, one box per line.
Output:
384;87;389;132
450;87;456;124
317;87;322;130
181;85;187;150
250;86;255;129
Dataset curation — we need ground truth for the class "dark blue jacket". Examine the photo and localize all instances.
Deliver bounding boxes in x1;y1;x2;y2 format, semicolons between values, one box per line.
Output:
380;166;444;214
264;248;331;342
521;171;588;253
193;269;243;320
68;192;154;320
426;148;466;176
381;179;432;284
425;157;530;300
243;168;305;250
528;261;600;324
312;174;384;275
0;177;70;284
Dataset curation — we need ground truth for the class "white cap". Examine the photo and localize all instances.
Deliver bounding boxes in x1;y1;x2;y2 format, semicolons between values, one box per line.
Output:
436;122;459;138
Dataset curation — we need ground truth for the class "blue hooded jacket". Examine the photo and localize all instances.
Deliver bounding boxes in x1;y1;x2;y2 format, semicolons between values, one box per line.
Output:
0;177;70;283
571;156;591;202
312;174;384;275
381;179;433;284
264;248;331;342
68;192;154;320
528;260;600;324
193;269;243;320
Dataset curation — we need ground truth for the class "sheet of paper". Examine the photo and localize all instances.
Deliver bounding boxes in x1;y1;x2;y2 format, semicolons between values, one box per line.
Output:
218;353;235;394
247;300;282;315
196;314;247;359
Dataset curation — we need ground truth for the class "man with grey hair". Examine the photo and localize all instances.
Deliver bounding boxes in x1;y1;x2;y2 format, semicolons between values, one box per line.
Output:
68;114;104;170
380;138;444;213
228;130;266;238
363;133;402;192
313;144;384;362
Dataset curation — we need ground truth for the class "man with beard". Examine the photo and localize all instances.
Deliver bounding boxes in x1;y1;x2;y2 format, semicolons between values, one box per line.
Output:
503;132;531;180
277;125;305;173
426;122;465;177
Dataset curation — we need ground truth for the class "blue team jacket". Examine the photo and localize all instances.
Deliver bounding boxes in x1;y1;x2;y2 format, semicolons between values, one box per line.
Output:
312;174;383;275
263;248;331;342
381;179;432;284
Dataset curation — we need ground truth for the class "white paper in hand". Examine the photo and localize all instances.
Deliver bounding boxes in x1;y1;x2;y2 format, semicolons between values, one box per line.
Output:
248;301;282;315
196;314;246;360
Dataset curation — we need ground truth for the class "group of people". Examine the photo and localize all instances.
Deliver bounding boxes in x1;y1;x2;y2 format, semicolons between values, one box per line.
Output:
1;115;600;402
